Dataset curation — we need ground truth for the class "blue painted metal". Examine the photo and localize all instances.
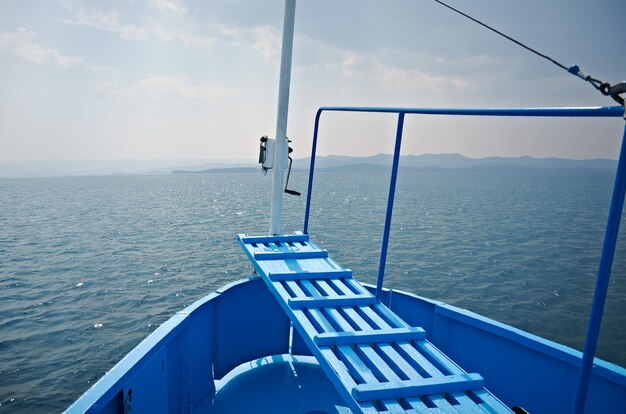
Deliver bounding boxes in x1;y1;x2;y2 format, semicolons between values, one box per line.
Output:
376;112;405;299
253;249;328;260
303;105;624;295
212;277;291;379
309;105;623;118
238;233;513;414
288;294;377;308
352;373;484;401
69;104;626;414
66;274;626;413
300;104;625;413
314;327;426;346
381;283;626;413
573;119;626;414
302;108;323;235
65;277;290;414
241;233;309;244
268;269;353;281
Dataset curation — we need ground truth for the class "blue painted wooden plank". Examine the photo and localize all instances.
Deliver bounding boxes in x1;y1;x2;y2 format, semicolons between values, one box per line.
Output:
417;341;464;376
291;309;322;338
344;278;371;295
382;401;408;414
315;327;426;347
258;257;288;270
377;343;421;379
359;307;446;376
355;344;403;383
360;403;381;414
352;373;484;402
289;295;377;309
239;233;309;244
284;280;308;299
271;281;297;303
298;281;358;336
373;344;466;414
396;341;443;378
320;302;429;414
374;303;410;328
319;347;357;390
314;279;342;297
404;397;431;413
327;309;356;333
341;307;374;331
238;234;514;413
299;279;326;299
473;390;514;414
360;307;443;377
357;305;388;330
337;344;379;384
423;395;464;414
298;261;343;274
301;307;336;334
268;269;353;281
253;249;329;260
330;324;424;414
329;278;359;296
444;394;487;414
354;306;391;329
340;306;445;411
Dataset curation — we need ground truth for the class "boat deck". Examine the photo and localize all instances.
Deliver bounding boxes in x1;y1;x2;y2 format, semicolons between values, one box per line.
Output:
238;232;513;414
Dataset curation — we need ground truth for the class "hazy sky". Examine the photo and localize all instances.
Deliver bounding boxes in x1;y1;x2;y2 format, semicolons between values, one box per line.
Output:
0;0;624;162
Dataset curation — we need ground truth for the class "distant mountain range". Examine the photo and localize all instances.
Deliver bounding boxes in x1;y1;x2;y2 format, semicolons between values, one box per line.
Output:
173;153;617;174
0;158;250;178
0;154;616;178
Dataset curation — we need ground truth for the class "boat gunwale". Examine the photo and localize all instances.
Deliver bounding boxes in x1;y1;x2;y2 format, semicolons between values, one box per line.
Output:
371;283;626;387
67;277;626;413
64;277;254;413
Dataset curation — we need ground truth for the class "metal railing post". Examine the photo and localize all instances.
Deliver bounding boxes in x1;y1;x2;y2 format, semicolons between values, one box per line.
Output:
376;112;406;298
303;109;323;234
573;118;626;414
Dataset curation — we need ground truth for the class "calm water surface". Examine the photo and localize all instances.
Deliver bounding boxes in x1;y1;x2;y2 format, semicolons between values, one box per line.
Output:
1;171;625;412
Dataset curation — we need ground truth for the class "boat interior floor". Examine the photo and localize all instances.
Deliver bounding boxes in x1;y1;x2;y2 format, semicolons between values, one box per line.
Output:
199;354;350;414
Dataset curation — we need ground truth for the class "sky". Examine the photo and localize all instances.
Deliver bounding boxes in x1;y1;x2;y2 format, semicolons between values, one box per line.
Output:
0;0;624;163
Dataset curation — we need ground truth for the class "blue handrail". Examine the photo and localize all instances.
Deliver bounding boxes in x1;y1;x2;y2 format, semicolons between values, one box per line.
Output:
573;120;626;414
302;105;625;414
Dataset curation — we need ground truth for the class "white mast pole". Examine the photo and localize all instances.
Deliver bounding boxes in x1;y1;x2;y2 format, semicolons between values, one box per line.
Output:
269;0;296;235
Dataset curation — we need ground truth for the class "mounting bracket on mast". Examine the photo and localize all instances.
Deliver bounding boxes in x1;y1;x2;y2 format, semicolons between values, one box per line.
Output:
259;135;275;174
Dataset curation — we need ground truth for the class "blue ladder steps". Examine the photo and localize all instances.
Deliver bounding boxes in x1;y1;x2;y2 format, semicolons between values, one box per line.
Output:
238;232;513;414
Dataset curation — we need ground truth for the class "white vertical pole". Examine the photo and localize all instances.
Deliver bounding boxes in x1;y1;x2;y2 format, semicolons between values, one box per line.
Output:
269;0;296;235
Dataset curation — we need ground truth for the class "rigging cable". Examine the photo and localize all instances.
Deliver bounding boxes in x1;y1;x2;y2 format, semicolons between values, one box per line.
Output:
432;0;625;106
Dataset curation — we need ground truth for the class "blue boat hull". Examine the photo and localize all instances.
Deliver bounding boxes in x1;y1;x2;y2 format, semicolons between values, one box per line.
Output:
65;277;626;414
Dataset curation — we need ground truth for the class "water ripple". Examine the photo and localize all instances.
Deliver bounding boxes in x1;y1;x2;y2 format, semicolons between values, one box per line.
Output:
0;172;624;412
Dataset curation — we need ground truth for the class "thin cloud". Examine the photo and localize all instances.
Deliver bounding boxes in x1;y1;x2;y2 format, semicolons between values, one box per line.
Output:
0;28;83;67
108;75;237;101
211;23;280;61
291;35;477;95
339;53;357;76
148;0;188;15
60;3;214;48
374;61;476;93
253;26;279;61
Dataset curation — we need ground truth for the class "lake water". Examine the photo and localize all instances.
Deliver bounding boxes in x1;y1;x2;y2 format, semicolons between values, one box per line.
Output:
1;171;625;413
